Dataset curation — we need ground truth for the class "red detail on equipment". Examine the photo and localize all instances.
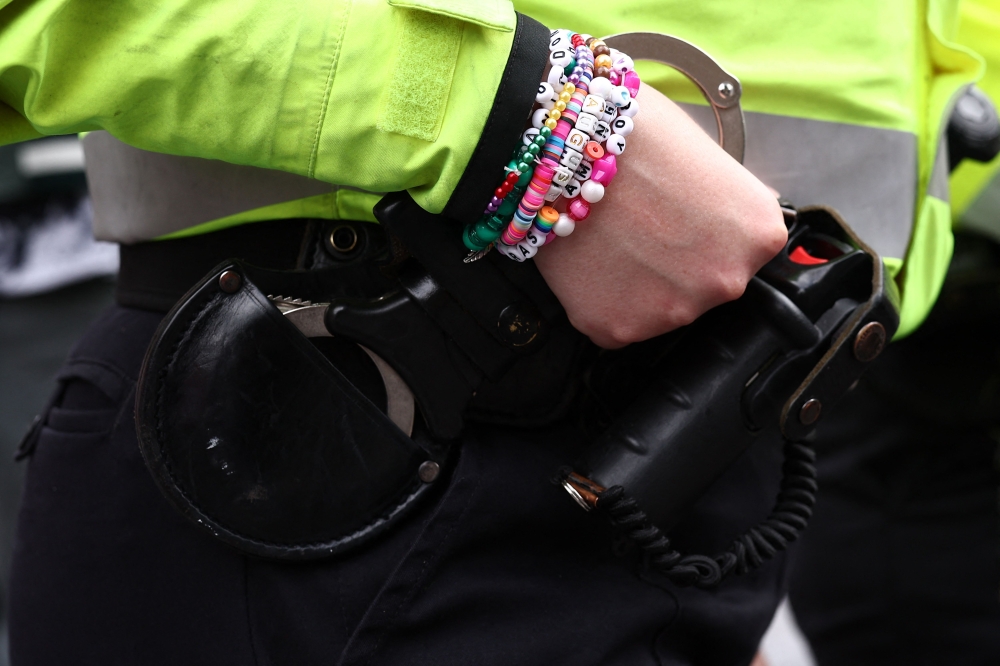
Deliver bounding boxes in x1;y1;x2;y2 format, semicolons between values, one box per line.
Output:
789;246;829;265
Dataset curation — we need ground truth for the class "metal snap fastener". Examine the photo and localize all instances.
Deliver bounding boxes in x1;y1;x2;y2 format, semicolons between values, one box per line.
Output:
497;303;542;348
799;398;822;425
853;322;886;363
218;270;242;294
418;461;440;483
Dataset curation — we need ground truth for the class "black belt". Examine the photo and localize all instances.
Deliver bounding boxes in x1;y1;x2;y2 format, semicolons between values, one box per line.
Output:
116;218;396;313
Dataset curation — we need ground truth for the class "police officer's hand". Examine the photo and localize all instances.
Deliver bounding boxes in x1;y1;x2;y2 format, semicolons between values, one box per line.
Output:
534;84;787;349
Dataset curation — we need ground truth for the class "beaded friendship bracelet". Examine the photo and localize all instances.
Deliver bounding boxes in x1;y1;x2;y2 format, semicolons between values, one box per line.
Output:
462;30;641;263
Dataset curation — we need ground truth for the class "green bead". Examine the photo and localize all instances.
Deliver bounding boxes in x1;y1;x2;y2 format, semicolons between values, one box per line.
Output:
525;144;540;156
507;158;519;172
516;166;535;187
486;213;508;230
516;161;531;173
534;134;548;146
563;58;576;75
539;126;552;138
474;222;501;243
497;198;518;217
462;226;487;252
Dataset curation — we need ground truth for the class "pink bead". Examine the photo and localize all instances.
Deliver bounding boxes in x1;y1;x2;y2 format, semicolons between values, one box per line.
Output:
502;226;527;245
609;70;621;85
568;197;591;221
523;191;544;207
544;232;558;244
590;154;618;185
624;71;641;98
540;158;559;170
535;163;555;180
528;178;549;194
554;120;573;139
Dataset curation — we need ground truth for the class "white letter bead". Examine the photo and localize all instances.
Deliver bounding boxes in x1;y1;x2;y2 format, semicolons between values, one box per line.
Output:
582;95;605;116
588;76;614;101
522;127;540;146
618;97;639;118
609;48;622;61
574;112;598;136
610;86;631;107
550;49;573;69
544;181;563;202
553;214;576;237
575;159;593;181
601;105;617;123
552;166;574;186
549;33;570;52
532;108;550;129
562;178;583;199
613;54;635;74
524;230;547;247
515;239;539;259
611;115;634;136
559;147;583;171
498;243;526;262
593;120;612;142
547;66;568;89
566;128;589;152
536;82;557;105
607;134;627;155
581;179;605;203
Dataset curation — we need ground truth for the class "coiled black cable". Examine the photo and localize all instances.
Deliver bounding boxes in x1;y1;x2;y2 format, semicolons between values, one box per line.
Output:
592;439;817;589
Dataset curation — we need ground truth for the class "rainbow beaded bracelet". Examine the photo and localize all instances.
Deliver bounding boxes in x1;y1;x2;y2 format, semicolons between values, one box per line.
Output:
462;30;641;263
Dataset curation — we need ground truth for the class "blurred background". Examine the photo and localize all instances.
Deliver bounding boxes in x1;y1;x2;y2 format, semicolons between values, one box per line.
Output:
0;136;117;665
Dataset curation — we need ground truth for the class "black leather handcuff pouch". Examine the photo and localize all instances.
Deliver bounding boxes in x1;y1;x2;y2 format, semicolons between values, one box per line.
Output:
135;261;445;560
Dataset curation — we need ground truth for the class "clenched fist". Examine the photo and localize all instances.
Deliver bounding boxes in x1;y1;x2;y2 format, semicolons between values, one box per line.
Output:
535;83;786;349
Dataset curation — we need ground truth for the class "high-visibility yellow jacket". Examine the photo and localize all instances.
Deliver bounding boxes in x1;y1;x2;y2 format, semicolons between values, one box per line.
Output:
0;0;985;336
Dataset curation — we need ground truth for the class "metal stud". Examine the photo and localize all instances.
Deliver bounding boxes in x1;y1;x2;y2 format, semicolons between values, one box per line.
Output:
853;322;886;363
218;270;242;294
418;461;440;483
799;399;822;425
718;81;735;99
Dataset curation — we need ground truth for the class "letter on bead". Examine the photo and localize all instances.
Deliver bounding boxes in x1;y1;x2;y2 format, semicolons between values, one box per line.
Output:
559;147;583;171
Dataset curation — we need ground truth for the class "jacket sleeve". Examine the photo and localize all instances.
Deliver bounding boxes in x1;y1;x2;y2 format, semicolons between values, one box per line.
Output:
0;0;548;219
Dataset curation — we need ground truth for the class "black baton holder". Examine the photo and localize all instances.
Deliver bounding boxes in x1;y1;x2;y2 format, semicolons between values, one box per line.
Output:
562;205;900;588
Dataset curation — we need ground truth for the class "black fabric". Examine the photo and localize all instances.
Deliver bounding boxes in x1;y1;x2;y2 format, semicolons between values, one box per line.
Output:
788;377;1000;665
441;13;550;224
116;218;396;313
10;305;790;665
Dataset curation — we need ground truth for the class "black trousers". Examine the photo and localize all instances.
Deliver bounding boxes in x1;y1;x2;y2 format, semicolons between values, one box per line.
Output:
8;304;789;666
789;232;1000;665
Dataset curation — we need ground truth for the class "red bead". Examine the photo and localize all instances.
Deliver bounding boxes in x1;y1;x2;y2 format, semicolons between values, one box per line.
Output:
505;172;519;183
500;182;514;193
495;187;506;197
571;35;584;47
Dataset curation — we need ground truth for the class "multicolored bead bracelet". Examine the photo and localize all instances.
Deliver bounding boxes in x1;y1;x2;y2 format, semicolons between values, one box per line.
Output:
462;30;641;263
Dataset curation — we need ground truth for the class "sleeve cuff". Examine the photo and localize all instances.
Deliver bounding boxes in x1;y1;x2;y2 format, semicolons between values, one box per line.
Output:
441;13;550;224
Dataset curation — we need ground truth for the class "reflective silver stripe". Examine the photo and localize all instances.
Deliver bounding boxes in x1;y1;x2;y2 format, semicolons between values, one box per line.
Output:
86;108;923;256
680;104;917;259
83;132;336;243
927;130;950;202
